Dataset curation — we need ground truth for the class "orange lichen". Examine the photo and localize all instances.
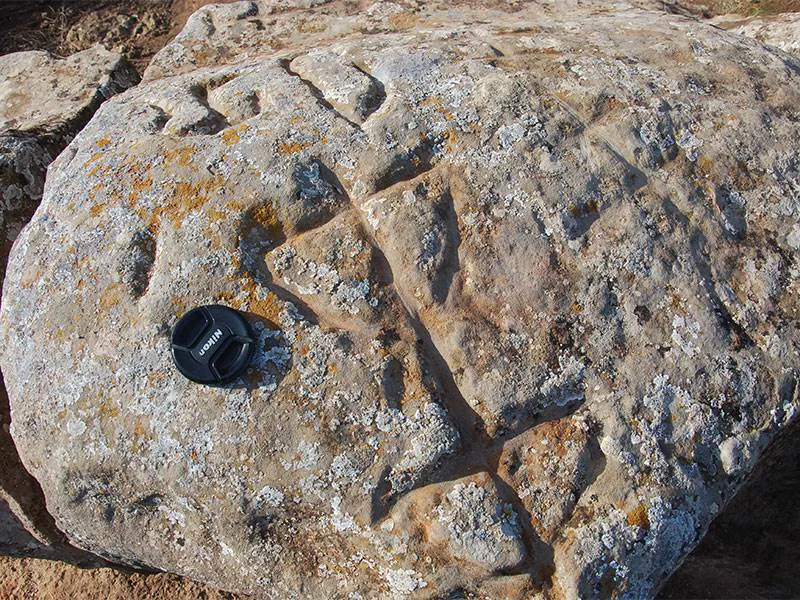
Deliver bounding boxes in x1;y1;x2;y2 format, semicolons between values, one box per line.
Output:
626;504;651;530
568;199;598;218
248;203;282;239
443;128;459;153
85;152;104;166
99;282;123;311
239;276;282;322
171;296;190;316
98;399;119;418
141;175;225;230
223;129;240;145
388;12;419;30
206;207;228;222
436;106;456;121
277;140;313;155
420;96;443;107
96;137;112;148
164;145;195;167
202;225;222;250
147;370;168;386
133;418;150;438
132;175;153;192
87;162;111;178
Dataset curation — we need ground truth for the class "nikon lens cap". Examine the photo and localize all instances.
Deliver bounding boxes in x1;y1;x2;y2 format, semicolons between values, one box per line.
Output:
171;305;255;384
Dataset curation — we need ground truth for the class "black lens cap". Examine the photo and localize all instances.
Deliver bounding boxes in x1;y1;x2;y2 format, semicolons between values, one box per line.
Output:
171;305;255;385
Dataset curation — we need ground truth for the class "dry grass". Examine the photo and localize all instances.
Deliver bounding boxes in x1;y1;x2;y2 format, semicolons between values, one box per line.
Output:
0;5;72;56
0;1;175;72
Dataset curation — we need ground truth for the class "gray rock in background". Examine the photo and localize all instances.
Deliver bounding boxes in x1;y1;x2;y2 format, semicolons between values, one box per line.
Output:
716;12;800;58
0;46;138;563
1;1;800;598
0;47;139;278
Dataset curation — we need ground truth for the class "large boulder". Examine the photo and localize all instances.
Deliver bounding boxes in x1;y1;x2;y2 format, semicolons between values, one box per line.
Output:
0;46;138;561
1;1;799;598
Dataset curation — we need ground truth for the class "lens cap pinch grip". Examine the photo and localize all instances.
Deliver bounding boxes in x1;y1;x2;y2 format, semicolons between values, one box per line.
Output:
171;305;256;384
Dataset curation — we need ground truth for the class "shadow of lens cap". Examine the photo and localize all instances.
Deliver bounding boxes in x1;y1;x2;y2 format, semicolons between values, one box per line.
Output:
171;305;255;384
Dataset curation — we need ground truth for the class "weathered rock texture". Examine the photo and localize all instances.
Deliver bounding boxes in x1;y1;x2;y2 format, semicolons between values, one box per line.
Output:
1;1;799;598
0;46;140;281
723;12;800;57
0;46;138;562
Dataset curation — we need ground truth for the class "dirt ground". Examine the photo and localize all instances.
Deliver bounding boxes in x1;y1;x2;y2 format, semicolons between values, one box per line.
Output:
1;0;799;599
0;0;237;73
0;555;246;600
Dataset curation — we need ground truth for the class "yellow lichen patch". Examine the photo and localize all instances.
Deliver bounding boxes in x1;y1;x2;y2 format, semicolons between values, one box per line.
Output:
206;207;228;222
202;225;222;250
133;417;152;439
90;202;107;217
222;128;241;145
87;162;111;178
696;155;714;179
277;140;314;155
98;398;120;418
626;504;651;530
443;129;459;153
436;106;456;121
221;123;250;146
388;12;419;30
164;144;196;167
99;282;123;312
150;175;226;229
133;175;153;192
85;152;105;166
96;137;112;148
240;277;282;322
420;96;443;107
248;203;282;239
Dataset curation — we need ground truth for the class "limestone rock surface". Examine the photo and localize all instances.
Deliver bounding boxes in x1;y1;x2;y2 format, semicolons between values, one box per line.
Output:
2;2;800;599
0;46;139;277
722;13;800;57
0;45;138;563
